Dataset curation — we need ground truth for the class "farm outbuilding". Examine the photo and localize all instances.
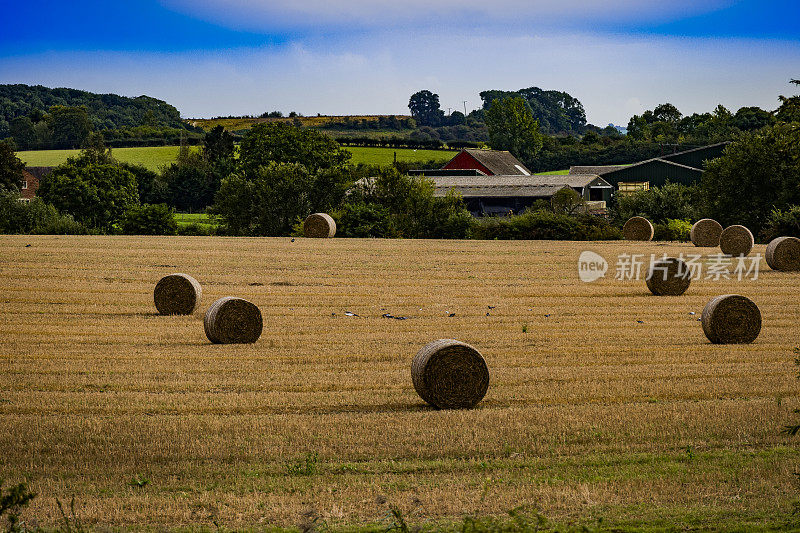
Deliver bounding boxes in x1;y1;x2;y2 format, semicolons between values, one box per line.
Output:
441;148;532;176
431;173;612;216
568;142;729;194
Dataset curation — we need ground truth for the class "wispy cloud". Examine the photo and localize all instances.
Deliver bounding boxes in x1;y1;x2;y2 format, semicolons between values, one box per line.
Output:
2;29;796;126
160;0;732;31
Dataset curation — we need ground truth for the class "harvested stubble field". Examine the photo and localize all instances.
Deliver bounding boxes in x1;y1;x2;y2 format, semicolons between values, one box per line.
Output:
1;236;799;530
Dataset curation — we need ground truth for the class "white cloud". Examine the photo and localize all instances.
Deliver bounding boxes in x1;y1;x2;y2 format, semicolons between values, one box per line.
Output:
1;30;797;126
160;0;732;32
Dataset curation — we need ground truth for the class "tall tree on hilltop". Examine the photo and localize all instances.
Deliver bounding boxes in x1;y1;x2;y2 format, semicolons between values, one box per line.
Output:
484;97;543;162
408;90;445;127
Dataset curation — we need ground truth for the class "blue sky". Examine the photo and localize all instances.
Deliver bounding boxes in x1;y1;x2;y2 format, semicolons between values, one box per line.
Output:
1;0;798;125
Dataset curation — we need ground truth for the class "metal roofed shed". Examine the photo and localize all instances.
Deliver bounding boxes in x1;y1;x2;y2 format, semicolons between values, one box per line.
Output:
432;174;612;216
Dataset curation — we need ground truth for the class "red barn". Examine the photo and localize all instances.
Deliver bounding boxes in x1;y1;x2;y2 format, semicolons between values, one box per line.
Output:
19;167;53;202
441;148;531;176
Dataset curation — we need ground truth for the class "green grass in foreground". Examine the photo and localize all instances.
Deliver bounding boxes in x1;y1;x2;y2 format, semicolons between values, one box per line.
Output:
16;145;455;170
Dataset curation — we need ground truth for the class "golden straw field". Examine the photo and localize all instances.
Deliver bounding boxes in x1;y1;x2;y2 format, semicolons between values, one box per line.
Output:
1;235;799;530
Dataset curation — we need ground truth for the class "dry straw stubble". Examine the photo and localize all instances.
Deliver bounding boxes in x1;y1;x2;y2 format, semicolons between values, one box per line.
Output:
719;225;754;256
645;257;691;296
153;273;202;315
701;294;762;344
765;236;800;271
690;219;723;247
623;216;654;241
411;339;489;409
303;213;336;238
204;296;263;344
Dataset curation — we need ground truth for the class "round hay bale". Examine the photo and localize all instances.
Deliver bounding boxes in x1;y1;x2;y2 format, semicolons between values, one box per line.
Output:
204;297;263;344
765;236;800;271
690;218;723;247
153;273;202;315
303;213;336;238
623;216;654;241
719;225;754;256
411;339;489;409
701;294;761;344
645;257;691;296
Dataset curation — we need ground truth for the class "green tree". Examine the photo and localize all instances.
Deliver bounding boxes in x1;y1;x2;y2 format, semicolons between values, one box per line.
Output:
777;95;800;123
484;97;543;162
9;116;36;150
550;187;585;215
614;183;702;224
344;168;472;238
238;122;350;176
652;103;682;124
0;141;25;192
702;123;800;235
203;125;236;163
49;105;93;148
211;163;314;236
120;204;177;235
408;90;445;127
38;157;139;231
734;106;775;131
161;151;219;212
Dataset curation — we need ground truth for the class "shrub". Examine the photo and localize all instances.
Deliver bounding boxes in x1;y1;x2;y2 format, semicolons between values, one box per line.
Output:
342;168;473;239
333;202;392;238
0;479;36;532
177;222;214;236
0;192;88;235
761;205;800;242
473;209;620;240
119;204;177;235
613;182;702;224
654;218;692;242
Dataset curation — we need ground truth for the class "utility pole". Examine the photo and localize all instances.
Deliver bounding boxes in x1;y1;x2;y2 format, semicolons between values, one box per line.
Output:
462;101;468;115
447;107;452;116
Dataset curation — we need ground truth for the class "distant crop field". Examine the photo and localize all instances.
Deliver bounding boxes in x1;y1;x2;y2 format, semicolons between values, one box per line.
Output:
16;145;453;170
16;146;200;171
188;115;410;132
1;236;798;530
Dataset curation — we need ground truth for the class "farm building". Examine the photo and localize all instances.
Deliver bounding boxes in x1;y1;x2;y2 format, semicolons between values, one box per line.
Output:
440;148;532;176
408;148;611;216
19;167;52;202
569;142;728;193
431;174;612;216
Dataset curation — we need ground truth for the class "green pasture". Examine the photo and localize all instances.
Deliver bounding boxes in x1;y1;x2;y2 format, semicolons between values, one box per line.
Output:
174;213;216;228
16;146;200;171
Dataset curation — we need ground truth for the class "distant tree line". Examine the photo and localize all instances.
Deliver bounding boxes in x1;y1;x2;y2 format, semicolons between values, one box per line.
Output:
0;84;201;149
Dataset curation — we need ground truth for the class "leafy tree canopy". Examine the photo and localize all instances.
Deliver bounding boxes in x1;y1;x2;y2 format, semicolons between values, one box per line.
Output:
37;148;140;231
0;140;25;192
238;122;351;176
702;123;800;235
0;84;189;137
484;97;544;162
408;90;445;127
480;87;586;135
